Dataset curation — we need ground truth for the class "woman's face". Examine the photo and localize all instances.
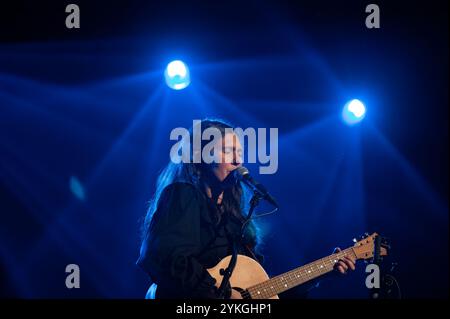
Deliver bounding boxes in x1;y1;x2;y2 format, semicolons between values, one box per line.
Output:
210;132;243;181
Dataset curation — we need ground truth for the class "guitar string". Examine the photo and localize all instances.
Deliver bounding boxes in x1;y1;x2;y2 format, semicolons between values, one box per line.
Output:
247;245;365;298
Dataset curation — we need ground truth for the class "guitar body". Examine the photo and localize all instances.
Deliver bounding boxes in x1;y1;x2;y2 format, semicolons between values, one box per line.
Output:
207;254;279;299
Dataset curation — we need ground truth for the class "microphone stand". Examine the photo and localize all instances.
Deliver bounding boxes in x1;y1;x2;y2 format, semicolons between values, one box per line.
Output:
216;191;262;299
370;235;382;299
370;236;400;299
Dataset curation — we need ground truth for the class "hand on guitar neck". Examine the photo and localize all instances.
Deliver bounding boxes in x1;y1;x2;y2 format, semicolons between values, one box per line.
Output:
333;247;356;275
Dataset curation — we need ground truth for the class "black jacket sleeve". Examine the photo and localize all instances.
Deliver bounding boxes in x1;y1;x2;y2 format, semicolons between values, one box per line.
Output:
137;183;218;298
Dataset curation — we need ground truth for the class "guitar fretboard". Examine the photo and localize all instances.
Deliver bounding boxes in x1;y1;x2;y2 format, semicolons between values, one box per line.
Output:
245;247;356;299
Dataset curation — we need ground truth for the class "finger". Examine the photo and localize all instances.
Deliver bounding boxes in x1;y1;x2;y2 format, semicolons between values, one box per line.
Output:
344;255;356;264
347;258;356;270
333;247;341;254
343;257;356;270
337;265;346;274
337;261;349;271
344;259;355;270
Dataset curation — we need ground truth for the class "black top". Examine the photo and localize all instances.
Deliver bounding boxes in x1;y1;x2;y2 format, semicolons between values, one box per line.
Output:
137;182;259;298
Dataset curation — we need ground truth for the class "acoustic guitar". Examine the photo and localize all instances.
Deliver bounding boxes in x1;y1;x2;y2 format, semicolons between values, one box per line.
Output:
207;232;388;299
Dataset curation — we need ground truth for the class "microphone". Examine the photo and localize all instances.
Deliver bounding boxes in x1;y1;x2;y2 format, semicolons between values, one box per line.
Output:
235;166;279;208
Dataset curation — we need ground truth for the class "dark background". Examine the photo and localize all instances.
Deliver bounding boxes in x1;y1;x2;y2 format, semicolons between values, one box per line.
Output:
0;0;448;298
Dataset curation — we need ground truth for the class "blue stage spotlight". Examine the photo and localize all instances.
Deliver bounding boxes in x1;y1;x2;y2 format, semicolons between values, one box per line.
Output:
164;60;190;90
342;99;366;125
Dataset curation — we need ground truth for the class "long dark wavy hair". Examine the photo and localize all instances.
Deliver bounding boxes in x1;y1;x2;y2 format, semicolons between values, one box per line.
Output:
142;118;262;250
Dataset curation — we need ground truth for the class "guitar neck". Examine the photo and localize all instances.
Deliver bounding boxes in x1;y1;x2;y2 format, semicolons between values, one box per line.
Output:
246;247;357;299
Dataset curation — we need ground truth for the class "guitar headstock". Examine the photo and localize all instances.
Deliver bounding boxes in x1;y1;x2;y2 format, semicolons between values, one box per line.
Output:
352;232;389;261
